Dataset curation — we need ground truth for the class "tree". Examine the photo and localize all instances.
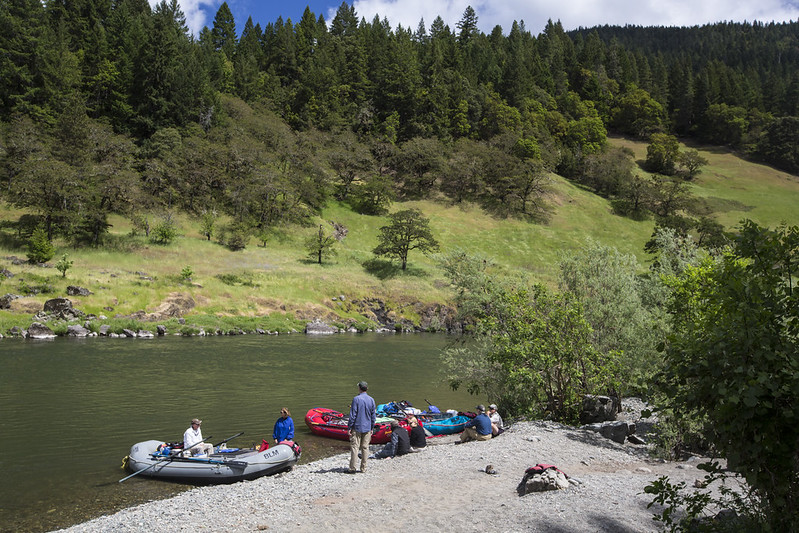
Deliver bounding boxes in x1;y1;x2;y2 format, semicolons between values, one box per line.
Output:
27;225;55;263
645;133;680;175
55;253;73;277
372;208;439;270
439;250;621;421
661;220;799;529
676;149;708;180
305;224;338;264
559;240;662;393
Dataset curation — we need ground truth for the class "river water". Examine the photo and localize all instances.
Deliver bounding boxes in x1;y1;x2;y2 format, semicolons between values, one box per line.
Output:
0;333;476;532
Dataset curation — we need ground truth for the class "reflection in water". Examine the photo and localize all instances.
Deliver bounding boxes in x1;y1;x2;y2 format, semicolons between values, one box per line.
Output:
0;334;474;532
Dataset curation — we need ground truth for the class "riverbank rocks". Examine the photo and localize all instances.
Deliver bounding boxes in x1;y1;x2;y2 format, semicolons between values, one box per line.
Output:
305;319;338;334
28;321;56;339
67;325;90;337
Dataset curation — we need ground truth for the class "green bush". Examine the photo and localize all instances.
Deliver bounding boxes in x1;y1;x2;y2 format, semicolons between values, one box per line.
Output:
27;226;55;264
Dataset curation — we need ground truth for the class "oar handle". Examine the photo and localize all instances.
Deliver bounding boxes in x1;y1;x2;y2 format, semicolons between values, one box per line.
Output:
214;432;243;447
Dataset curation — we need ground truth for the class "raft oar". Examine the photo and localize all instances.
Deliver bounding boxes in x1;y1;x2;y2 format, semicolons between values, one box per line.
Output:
214;432;244;447
118;435;213;483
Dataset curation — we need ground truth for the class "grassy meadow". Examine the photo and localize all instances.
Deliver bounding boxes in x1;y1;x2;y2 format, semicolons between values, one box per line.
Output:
1;137;797;334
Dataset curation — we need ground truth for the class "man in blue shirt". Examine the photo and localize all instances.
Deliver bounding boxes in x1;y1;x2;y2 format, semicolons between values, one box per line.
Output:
459;405;493;443
348;381;376;473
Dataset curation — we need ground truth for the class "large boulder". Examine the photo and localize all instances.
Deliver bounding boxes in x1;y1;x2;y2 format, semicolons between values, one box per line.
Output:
579;394;620;424
521;468;570;494
27;322;56;339
43;297;73;314
582;420;637;444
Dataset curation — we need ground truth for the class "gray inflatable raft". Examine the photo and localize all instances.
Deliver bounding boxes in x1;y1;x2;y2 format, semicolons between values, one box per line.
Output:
126;439;300;483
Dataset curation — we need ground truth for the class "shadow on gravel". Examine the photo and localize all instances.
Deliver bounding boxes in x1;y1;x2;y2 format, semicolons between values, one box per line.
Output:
562;429;650;457
312;466;357;474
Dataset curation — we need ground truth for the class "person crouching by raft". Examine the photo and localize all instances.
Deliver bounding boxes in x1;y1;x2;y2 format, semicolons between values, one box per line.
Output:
459;405;492;443
372;420;411;459
273;407;295;444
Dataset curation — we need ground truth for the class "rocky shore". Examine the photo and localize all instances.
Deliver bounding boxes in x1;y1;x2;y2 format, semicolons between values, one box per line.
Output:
58;418;715;533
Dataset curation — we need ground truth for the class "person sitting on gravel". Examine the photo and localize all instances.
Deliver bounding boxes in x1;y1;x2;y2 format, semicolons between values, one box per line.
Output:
459;405;493;443
407;416;426;451
488;404;504;436
371;420;411;459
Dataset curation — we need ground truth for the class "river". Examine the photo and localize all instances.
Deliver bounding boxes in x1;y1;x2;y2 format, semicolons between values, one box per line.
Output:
0;333;476;532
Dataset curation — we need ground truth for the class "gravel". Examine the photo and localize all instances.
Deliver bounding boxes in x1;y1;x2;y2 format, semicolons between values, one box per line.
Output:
58;409;716;533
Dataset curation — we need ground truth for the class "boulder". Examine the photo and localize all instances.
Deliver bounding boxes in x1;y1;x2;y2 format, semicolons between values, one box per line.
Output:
137;330;154;338
0;294;20;309
122;328;136;337
156;325;167;336
582;420;636;444
522;469;570;493
305;319;338;335
66;286;92;297
27;322;56;339
67;325;90;337
99;325;111;336
579;394;620;424
43;297;73;314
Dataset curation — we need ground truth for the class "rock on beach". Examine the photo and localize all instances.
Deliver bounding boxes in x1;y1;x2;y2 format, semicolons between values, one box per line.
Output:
58;420;715;533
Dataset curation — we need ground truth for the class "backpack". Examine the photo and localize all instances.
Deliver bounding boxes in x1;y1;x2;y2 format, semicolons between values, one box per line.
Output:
524;463;568;478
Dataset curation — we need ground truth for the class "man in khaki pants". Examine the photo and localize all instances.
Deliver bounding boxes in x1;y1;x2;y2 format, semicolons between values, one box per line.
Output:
347;381;376;473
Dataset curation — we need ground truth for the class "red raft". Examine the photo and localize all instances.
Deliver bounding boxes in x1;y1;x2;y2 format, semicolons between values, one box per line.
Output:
304;407;414;444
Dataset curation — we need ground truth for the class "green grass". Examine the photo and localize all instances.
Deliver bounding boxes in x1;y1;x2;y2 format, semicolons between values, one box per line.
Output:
1;138;797;335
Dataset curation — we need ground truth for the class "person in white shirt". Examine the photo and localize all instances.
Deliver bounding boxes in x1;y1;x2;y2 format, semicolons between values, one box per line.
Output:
488;404;504;436
183;418;214;456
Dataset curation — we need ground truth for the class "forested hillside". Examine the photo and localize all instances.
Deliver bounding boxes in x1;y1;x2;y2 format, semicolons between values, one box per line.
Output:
1;0;798;251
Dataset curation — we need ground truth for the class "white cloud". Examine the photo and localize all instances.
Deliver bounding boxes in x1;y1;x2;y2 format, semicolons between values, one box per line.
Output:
148;0;217;35
351;0;798;34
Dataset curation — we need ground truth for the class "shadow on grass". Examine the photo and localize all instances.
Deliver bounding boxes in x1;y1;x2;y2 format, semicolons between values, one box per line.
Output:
362;258;429;280
362;258;401;280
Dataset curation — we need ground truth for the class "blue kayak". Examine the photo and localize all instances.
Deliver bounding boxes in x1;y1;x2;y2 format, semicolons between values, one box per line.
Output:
421;415;470;435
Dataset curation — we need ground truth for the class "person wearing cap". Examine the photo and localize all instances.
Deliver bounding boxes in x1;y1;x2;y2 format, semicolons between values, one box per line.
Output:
459;405;493;443
371;419;411;459
273;407;295;444
183;418;214;456
347;381;376;473
488;404;504;436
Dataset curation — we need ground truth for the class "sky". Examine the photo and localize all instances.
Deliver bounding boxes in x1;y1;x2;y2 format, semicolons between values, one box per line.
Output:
154;0;799;37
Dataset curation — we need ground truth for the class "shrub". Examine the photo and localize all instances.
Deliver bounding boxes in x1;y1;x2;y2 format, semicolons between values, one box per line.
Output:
27;226;55;264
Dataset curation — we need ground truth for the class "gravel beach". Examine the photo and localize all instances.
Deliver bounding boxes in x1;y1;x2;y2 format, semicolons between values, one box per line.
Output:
59;412;714;533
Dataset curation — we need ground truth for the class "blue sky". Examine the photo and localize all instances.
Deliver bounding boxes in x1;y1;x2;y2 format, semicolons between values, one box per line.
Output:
161;0;799;37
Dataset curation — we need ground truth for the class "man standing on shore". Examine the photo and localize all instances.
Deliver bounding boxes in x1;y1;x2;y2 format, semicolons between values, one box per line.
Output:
348;381;376;473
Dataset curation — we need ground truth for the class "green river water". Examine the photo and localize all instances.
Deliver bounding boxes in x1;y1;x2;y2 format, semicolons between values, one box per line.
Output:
0;333;476;532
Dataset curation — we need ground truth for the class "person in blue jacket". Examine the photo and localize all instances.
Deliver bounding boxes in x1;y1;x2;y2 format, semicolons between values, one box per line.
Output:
459;405;493;443
273;407;295;444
